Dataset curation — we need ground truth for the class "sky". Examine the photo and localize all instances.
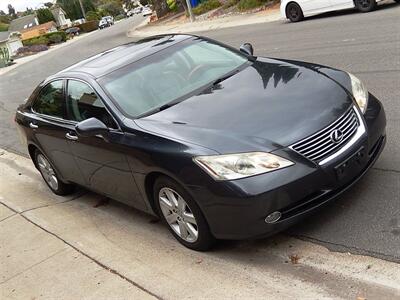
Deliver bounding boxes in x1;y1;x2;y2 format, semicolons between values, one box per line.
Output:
0;0;52;13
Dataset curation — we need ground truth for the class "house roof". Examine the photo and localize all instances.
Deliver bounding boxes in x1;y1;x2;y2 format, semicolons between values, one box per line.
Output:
9;14;37;32
21;21;57;33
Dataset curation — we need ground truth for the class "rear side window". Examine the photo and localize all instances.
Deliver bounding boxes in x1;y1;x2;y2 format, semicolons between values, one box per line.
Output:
66;80;117;128
32;80;64;118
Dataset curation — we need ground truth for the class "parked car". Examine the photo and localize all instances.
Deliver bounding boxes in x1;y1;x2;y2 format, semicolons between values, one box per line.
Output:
281;0;399;22
98;18;111;29
142;7;152;17
65;27;80;36
15;34;386;251
127;9;135;17
103;16;114;25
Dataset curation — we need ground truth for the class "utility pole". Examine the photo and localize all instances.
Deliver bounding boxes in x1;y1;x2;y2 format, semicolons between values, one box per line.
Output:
185;0;195;22
78;0;86;18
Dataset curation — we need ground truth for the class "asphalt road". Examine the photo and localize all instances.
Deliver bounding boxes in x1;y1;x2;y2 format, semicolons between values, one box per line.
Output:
0;4;399;262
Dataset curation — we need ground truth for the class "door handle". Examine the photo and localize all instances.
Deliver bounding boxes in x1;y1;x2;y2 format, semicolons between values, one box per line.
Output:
65;132;79;141
29;122;38;129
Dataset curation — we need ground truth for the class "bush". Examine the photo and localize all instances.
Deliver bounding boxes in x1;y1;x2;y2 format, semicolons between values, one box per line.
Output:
192;0;221;15
23;36;49;46
86;10;100;21
48;34;63;44
0;22;9;32
44;31;67;43
78;20;99;32
17;45;48;56
237;0;266;10
23;31;67;46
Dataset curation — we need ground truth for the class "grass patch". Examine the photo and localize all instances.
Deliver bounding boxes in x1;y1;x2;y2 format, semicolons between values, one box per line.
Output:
222;0;239;9
238;0;268;11
193;0;222;15
0;23;9;32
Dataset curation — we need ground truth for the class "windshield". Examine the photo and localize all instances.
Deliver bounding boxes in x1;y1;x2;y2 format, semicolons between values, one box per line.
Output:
100;39;248;118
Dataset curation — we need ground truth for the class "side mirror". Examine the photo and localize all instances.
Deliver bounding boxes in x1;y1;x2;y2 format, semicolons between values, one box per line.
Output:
75;117;108;137
239;43;254;56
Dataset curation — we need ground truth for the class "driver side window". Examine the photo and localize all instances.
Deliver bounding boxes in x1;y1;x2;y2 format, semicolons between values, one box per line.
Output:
66;80;118;129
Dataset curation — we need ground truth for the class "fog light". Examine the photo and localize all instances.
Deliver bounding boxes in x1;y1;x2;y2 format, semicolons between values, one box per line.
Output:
265;211;281;224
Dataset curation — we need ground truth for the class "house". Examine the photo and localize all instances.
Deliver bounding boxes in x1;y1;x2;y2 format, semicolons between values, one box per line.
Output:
9;14;39;32
20;21;58;40
0;31;23;56
51;5;72;28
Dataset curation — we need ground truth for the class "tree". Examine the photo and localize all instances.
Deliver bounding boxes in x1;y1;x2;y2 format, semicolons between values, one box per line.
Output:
0;10;6;16
7;4;16;17
98;1;123;16
57;0;95;20
85;10;100;21
36;8;55;24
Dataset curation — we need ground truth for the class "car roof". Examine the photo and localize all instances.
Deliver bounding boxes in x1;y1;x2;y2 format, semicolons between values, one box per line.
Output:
57;34;194;79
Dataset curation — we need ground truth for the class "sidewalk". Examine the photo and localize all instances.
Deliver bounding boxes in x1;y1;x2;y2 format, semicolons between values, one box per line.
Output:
1;149;400;299
128;9;282;37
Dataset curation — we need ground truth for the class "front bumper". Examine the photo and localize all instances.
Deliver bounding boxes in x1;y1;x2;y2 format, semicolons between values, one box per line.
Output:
190;94;386;240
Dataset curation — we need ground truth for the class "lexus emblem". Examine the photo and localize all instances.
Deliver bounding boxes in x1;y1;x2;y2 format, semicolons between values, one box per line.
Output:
330;129;344;144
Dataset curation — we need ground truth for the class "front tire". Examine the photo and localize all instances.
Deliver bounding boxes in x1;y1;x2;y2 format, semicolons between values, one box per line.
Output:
34;150;75;196
154;176;215;251
286;2;304;22
355;0;376;12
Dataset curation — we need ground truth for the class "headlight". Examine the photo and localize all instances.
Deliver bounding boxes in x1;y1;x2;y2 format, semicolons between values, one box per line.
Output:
193;152;294;181
348;73;368;114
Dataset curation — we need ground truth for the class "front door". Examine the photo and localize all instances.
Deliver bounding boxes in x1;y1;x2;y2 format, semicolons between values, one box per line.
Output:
64;79;145;209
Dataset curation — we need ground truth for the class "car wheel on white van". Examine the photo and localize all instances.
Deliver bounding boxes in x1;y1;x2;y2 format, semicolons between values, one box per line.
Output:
286;2;304;22
355;0;376;12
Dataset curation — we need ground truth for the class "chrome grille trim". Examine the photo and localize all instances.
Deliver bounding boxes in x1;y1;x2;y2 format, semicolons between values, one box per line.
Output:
290;106;365;165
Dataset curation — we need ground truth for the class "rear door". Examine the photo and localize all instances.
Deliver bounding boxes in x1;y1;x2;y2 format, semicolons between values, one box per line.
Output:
29;79;85;185
64;79;145;208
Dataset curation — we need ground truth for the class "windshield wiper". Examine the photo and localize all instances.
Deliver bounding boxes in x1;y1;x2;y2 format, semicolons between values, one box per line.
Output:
212;69;240;86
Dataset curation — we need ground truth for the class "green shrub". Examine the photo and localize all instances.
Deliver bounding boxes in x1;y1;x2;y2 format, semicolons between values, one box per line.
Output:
48;34;63;44
193;0;221;15
237;0;266;10
44;31;67;43
0;23;9;32
23;36;49;46
78;20;99;32
86;10;100;21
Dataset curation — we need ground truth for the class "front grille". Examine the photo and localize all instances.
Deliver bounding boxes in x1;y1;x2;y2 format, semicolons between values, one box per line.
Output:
291;107;360;163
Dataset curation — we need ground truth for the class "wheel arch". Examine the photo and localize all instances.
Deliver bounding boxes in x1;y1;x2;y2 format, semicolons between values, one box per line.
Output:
285;1;302;18
143;170;205;218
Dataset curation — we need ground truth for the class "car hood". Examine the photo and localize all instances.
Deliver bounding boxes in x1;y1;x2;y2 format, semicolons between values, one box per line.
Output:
135;57;354;154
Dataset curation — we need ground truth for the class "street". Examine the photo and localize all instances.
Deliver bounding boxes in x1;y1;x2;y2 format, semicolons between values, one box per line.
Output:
0;1;399;267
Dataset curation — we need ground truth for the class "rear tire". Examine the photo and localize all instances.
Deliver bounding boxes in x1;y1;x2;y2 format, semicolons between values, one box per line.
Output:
355;0;376;12
34;149;75;196
286;2;304;22
154;176;215;251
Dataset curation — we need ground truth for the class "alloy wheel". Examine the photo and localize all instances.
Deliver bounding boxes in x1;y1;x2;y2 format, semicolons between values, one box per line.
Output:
158;187;198;243
37;154;58;191
358;0;372;8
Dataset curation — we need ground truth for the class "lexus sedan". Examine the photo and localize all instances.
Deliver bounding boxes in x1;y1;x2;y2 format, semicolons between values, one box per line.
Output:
281;0;398;22
15;35;386;251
